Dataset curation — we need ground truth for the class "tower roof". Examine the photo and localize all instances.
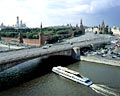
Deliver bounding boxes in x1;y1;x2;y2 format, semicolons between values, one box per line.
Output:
40;22;43;32
80;18;83;25
40;22;42;29
17;16;19;19
102;20;105;26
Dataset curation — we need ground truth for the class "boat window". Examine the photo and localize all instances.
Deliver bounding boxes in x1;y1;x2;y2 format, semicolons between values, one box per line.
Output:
76;74;82;78
85;80;90;83
57;68;61;70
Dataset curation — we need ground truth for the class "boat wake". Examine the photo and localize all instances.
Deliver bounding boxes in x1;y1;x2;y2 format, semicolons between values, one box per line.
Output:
90;84;120;96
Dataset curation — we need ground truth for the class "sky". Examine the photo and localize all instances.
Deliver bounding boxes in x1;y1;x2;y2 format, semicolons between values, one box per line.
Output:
0;0;120;28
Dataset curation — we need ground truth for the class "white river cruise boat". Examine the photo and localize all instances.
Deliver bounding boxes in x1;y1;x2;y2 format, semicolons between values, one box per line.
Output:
52;66;93;86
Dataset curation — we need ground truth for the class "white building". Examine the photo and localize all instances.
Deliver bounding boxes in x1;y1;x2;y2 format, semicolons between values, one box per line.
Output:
15;16;27;29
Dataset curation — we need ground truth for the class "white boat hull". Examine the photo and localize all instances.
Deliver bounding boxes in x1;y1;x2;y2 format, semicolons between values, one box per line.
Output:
52;66;93;86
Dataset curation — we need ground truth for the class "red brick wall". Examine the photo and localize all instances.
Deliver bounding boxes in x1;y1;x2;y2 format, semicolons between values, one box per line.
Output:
1;37;39;46
2;37;18;42
1;36;50;46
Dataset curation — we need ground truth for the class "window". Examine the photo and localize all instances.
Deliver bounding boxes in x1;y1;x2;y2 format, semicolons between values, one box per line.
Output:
85;80;90;83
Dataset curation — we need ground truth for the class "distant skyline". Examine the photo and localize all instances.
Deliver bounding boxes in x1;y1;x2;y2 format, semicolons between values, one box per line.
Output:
0;0;120;27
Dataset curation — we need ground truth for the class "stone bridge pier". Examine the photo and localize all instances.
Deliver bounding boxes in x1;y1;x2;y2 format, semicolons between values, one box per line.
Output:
72;47;81;60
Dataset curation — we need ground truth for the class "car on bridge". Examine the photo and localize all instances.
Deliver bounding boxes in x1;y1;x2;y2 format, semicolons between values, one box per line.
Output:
42;44;52;49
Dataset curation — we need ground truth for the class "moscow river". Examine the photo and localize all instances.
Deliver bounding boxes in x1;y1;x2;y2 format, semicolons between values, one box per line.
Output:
0;54;120;96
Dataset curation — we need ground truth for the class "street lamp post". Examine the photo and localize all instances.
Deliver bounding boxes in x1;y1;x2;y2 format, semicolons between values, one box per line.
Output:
8;42;10;50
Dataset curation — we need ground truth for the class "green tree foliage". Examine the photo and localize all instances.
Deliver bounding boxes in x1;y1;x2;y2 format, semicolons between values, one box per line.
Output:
47;36;59;43
0;32;18;38
74;30;84;37
0;26;84;40
57;30;68;34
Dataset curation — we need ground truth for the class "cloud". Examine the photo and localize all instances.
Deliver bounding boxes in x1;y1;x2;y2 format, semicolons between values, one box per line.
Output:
49;0;120;14
88;0;120;13
0;0;120;27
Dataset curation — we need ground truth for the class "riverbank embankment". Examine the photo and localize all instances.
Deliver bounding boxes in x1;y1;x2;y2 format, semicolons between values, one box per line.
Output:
81;55;120;67
0;43;25;49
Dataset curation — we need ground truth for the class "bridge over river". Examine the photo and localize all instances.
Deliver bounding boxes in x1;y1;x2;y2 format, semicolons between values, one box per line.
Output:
0;34;112;72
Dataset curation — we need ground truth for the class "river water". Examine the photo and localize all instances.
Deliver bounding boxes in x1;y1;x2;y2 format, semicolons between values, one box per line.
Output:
0;55;120;96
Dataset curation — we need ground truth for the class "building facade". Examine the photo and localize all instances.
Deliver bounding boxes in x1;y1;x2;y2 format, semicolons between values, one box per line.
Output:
15;16;27;29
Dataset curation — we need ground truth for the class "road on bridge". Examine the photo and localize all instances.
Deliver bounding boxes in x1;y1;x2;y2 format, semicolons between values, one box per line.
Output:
0;33;113;71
